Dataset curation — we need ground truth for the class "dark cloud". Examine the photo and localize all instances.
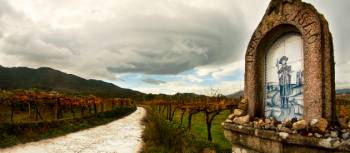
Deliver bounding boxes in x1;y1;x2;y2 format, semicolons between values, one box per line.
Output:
0;0;348;85
0;0;247;79
142;78;166;85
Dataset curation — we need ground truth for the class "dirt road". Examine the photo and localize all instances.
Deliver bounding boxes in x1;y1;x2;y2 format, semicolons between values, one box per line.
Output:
1;107;146;153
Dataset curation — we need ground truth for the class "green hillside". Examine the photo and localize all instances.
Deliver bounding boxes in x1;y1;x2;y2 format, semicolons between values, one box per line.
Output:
0;66;143;98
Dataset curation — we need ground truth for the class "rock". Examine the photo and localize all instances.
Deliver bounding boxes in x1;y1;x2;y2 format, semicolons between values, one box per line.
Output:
285;120;293;128
247;122;254;127
225;119;233;123
270;126;276;130
310;119;318;126
233;109;245;117
315;133;322;138
258;119;264;123
310;118;328;133
308;133;313;137
333;140;341;148
291;117;298;123
271;118;279;126
237;98;248;111
330;131;338;138
228;114;235;120
253;121;258;128
292;120;306;130
258;119;264;125
233;115;250;125
339;117;349;129
277;124;283;131
342;132;350;139
279;132;289;139
280;127;292;133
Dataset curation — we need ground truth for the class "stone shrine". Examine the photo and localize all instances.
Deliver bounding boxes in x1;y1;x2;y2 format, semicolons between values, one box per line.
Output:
222;0;350;153
244;0;335;123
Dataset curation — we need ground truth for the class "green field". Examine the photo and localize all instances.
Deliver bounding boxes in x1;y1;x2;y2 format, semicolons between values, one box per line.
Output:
172;110;232;151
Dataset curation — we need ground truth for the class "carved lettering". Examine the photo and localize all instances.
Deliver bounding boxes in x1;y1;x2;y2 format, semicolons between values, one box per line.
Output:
302;21;316;29
297;11;310;25
307;33;320;44
246;30;262;63
303;22;316;36
287;9;301;22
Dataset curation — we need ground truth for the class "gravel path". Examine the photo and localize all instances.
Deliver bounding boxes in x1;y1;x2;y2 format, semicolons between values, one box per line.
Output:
0;107;146;153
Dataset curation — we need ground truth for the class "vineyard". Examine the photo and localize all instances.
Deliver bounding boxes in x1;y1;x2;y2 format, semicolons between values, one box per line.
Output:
144;97;237;141
0;89;134;123
140;95;239;152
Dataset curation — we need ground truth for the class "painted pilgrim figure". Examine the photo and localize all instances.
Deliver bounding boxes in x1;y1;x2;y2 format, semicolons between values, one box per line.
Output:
277;56;292;109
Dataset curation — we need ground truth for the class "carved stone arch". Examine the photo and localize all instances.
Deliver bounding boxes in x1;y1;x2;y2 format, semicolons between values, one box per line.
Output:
244;0;335;123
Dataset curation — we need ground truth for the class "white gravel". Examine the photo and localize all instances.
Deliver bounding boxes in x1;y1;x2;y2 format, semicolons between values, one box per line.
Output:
0;107;146;153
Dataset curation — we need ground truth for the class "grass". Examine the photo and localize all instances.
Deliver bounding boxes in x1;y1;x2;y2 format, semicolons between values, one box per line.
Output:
172;110;232;152
0;106;136;148
141;106;231;153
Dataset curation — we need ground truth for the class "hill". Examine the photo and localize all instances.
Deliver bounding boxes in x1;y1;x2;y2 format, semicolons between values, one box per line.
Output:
0;66;143;98
337;88;350;94
226;90;243;99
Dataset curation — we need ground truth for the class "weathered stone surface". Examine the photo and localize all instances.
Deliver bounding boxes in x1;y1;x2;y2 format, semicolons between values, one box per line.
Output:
315;133;322;138
233;115;250;125
228;114;235;120
279;132;289;139
225;119;233;123
342;132;350;140
223;123;350;153
233;109;245;117
237;98;248;111
310;118;328;133
310;119;319;126
292;120;307;130
330;131;338;138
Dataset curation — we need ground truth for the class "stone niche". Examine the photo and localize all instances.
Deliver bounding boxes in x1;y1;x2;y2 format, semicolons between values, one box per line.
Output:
244;0;335;124
222;0;348;153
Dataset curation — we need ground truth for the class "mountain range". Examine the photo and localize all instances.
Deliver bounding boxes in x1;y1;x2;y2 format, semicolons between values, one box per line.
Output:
0;66;143;98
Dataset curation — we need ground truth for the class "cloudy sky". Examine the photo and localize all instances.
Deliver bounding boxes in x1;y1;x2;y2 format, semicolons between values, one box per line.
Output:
0;0;349;95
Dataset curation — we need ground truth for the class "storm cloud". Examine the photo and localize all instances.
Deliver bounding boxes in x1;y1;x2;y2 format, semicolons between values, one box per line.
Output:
0;0;349;94
0;0;246;80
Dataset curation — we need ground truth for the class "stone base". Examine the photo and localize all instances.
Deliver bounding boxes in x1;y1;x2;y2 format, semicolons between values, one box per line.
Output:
223;123;350;153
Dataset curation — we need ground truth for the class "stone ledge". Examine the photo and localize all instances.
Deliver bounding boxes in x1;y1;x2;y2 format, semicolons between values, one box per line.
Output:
223;122;350;153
